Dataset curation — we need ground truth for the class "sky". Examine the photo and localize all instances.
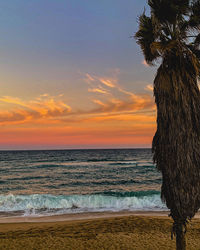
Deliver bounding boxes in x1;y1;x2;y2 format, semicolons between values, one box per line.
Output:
0;0;157;150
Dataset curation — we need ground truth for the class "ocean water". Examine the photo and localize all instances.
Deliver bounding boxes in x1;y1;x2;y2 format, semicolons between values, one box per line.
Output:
0;149;166;217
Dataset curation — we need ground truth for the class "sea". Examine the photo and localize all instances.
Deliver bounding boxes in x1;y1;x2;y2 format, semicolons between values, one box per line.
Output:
0;148;167;217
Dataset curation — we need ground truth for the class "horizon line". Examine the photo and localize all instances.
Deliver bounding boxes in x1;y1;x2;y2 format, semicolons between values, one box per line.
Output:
0;147;152;152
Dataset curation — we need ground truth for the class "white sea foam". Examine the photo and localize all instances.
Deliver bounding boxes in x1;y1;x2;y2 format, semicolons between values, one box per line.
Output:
0;193;167;217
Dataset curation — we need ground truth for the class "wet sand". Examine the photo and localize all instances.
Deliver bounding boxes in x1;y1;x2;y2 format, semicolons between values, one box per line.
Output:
0;212;200;249
0;210;170;223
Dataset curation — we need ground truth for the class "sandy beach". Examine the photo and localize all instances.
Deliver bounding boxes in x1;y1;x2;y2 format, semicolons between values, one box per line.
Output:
1;212;200;250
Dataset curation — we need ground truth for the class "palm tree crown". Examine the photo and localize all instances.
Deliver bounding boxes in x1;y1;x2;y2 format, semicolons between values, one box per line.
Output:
136;0;200;68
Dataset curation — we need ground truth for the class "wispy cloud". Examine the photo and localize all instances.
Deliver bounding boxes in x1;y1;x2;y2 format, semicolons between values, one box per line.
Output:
98;78;116;88
84;71;155;115
0;94;71;125
88;87;109;95
145;84;153;92
85;73;117;89
85;73;95;83
91;95;155;114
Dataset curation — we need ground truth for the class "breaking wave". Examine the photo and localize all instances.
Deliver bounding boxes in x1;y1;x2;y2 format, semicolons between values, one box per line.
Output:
0;191;167;217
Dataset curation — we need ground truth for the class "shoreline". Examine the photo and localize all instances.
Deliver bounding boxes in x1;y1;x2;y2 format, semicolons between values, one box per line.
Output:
1;210;200;224
0;210;169;224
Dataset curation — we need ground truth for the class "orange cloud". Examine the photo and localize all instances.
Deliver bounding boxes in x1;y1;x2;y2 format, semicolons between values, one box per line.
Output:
0;96;30;107
145;84;153;92
93;98;134;113
85;73;95;83
85;73;117;88
88;88;108;94
91;94;155;114
98;78;116;88
0;94;71;125
85;72;155;112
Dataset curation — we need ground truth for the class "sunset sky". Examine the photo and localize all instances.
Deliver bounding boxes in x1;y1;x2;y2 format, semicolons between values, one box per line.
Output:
0;0;157;150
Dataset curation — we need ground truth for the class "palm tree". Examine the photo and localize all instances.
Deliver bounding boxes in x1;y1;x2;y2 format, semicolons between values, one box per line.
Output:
135;1;200;249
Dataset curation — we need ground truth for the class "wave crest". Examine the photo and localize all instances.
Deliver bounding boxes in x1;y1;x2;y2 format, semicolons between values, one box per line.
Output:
0;192;166;217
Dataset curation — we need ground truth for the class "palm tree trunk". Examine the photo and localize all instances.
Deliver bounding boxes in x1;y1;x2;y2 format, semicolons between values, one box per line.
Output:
174;222;186;250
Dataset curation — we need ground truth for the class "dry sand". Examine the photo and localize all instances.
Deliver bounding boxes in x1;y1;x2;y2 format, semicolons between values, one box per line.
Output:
0;212;200;250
